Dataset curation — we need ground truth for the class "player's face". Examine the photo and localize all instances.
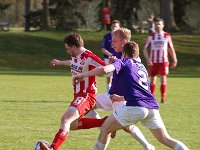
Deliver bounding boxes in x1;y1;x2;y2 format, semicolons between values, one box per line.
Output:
111;23;120;31
155;21;164;32
65;44;77;57
112;34;124;53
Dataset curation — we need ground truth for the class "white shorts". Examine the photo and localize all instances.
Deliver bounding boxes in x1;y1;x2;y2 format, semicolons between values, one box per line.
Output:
96;93;126;111
103;58;113;77
113;106;165;129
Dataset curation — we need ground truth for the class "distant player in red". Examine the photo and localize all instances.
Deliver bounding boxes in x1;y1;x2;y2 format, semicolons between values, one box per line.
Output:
101;1;111;30
40;33;107;150
143;18;178;103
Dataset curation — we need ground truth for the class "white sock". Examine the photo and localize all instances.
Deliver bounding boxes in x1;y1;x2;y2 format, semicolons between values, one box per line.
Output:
93;140;107;150
174;141;189;150
129;125;152;149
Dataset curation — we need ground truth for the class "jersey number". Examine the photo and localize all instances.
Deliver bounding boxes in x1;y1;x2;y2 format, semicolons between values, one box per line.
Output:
138;70;148;90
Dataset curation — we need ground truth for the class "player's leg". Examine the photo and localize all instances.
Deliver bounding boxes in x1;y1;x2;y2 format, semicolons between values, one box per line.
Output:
148;64;158;96
93;114;124;150
75;94;108;130
160;62;169;103
42;106;80;150
94;106;150;150
85;109;101;119
142;109;189;149
150;128;189;150
124;125;155;150
112;101;154;149
160;75;167;103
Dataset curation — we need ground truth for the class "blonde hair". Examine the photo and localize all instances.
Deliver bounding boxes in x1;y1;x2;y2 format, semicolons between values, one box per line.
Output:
113;27;131;42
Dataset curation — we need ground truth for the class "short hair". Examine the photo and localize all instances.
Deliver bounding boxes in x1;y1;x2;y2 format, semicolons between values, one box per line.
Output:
111;20;121;26
112;27;131;42
122;41;139;58
63;33;84;47
154;17;164;24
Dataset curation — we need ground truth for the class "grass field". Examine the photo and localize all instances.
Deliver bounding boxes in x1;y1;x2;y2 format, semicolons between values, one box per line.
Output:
0;29;200;149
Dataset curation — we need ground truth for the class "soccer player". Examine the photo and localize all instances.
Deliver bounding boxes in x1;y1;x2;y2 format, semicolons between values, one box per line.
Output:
101;20;121;91
143;18;178;103
73;41;189;150
86;28;155;150
39;33;108;150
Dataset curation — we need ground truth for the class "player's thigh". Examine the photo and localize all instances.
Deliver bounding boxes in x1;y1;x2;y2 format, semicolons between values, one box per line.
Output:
141;109;165;129
101;114;124;133
96;93;112;111
70;93;96;118
148;64;159;78
61;106;80;124
113;106;149;127
159;62;169;76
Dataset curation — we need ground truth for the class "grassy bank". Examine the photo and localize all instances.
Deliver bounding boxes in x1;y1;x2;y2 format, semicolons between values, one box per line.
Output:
0;30;199;74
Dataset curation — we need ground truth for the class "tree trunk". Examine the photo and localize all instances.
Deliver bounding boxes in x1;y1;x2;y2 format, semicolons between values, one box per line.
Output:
41;0;50;30
15;0;19;25
160;0;179;32
24;0;30;31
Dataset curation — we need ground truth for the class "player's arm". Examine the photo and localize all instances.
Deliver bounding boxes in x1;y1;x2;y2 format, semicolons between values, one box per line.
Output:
50;59;71;67
101;36;113;57
168;46;178;69
73;64;115;84
143;37;153;66
101;48;113;57
168;35;178;69
110;94;125;102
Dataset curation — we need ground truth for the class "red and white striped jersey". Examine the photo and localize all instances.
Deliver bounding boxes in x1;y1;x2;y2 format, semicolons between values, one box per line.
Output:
144;31;174;63
70;49;106;94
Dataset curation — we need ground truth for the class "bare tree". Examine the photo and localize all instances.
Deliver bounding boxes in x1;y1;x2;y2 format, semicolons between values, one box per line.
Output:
160;0;179;32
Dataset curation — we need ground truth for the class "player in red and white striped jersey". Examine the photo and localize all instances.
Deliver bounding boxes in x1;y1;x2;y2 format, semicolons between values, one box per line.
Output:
143;18;177;103
40;33;107;150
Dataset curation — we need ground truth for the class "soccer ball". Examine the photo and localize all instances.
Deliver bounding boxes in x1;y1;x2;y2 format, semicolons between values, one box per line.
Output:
34;140;50;150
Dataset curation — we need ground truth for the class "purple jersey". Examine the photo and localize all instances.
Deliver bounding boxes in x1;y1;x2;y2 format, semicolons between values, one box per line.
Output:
101;32;122;59
112;58;159;109
108;71;123;96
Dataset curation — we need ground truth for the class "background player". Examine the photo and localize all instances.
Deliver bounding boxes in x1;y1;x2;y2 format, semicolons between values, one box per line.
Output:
39;33;108;150
143;18;178;103
73;41;189;150
101;20;121;91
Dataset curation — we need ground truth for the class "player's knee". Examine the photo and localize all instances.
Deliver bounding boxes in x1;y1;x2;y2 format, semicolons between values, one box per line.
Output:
101;123;110;134
61;114;72;125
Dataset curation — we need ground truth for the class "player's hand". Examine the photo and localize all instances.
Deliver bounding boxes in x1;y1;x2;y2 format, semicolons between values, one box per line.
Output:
110;94;123;102
109;56;117;63
146;59;153;66
73;74;84;85
50;59;60;67
170;60;178;69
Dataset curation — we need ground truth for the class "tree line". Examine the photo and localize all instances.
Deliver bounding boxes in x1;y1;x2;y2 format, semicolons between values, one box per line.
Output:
0;0;197;32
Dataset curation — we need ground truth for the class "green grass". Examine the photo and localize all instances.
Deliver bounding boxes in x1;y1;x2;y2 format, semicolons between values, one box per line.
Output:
0;29;200;73
0;29;200;149
0;71;199;150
